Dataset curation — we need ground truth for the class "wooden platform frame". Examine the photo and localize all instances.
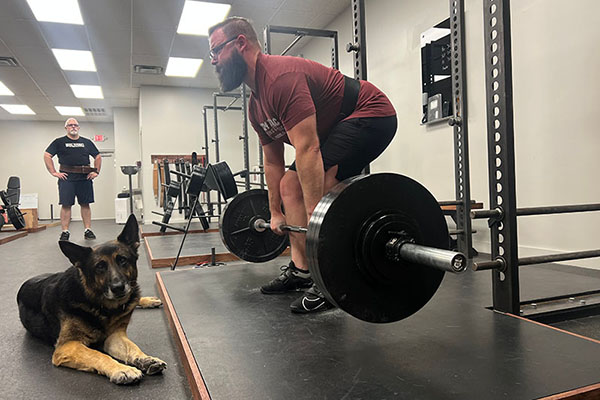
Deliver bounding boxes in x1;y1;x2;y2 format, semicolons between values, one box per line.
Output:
156;272;211;399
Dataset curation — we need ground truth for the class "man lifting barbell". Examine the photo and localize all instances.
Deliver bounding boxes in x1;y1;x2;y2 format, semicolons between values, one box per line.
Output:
209;17;397;313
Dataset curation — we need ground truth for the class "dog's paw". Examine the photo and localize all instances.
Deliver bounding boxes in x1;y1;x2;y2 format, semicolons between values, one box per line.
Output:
109;365;143;385
134;356;167;375
138;296;162;309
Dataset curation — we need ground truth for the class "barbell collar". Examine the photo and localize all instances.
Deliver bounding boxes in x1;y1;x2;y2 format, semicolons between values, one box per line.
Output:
386;238;468;273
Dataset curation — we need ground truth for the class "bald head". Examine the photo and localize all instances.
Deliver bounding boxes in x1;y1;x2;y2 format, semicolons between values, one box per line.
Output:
64;118;80;137
65;118;79;127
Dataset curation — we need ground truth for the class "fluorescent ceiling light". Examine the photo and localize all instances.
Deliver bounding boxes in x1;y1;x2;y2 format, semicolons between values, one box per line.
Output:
0;81;15;96
55;106;85;116
1;104;36;115
165;57;203;78
177;1;231;36
52;49;96;71
70;84;103;99
26;0;84;25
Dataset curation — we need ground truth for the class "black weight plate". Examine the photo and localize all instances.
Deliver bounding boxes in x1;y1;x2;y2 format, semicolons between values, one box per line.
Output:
186;168;207;196
220;189;289;262
7;206;26;230
307;173;448;323
211;161;238;200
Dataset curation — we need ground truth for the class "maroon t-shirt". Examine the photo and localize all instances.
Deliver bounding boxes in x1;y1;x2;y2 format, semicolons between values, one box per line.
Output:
249;53;396;145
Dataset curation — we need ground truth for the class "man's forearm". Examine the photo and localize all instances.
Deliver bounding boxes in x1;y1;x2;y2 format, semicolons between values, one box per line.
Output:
264;162;285;216
94;155;102;173
43;154;57;174
295;148;324;215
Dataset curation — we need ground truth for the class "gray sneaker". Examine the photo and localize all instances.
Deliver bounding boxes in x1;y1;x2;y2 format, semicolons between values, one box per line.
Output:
84;229;96;240
260;262;313;294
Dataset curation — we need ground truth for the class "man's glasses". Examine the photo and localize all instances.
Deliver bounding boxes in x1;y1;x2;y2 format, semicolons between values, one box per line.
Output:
209;36;238;60
66;124;79;128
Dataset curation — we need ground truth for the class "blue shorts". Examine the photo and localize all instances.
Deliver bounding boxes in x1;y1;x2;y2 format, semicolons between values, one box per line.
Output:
58;179;94;206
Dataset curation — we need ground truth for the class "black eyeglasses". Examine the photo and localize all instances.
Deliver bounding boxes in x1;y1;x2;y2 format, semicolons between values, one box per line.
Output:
66;124;79;128
209;36;238;60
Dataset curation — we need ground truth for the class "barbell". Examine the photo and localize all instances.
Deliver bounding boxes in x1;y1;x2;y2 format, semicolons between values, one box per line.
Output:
220;173;467;323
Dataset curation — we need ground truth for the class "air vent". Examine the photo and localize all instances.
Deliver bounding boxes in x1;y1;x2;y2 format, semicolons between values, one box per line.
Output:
84;107;106;116
133;64;163;75
0;57;19;67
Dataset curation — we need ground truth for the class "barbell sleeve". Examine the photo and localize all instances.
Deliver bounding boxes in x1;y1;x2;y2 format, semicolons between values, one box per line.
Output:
386;238;468;273
254;219;308;233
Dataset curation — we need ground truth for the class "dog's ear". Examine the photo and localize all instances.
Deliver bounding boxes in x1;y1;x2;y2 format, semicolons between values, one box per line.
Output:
59;240;93;266
118;214;140;249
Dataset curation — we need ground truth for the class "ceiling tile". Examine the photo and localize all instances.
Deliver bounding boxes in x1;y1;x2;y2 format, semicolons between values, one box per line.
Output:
88;26;131;55
43;84;78;102
14;94;50;106
0;0;36;21
133;29;176;57
0;40;11;54
39;23;90;50
80;0;132;30
27;103;55;114
95;54;131;75
0;19;46;48
98;72;131;89
63;71;100;85
133;0;185;30
0;68;41;96
170;35;209;59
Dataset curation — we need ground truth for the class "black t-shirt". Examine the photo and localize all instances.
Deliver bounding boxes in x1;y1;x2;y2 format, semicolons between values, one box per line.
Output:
46;135;100;181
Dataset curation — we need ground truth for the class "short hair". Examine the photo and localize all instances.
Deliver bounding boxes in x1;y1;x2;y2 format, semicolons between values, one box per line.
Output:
64;118;79;127
208;17;260;47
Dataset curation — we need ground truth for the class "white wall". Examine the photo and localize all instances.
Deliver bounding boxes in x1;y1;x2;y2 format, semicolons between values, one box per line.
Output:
299;0;600;269
139;85;259;222
0;120;115;220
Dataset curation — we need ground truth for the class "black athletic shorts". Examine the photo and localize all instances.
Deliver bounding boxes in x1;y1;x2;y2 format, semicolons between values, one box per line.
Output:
289;115;397;181
58;179;95;206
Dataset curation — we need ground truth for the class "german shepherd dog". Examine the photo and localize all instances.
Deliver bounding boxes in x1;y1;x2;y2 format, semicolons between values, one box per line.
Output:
17;214;167;384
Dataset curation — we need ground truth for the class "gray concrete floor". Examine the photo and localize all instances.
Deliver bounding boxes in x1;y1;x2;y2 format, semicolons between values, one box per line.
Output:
0;219;192;399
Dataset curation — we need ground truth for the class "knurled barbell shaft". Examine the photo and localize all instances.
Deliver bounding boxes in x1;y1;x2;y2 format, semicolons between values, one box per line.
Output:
254;218;466;273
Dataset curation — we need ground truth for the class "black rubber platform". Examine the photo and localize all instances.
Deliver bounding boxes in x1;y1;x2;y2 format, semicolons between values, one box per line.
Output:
159;259;600;400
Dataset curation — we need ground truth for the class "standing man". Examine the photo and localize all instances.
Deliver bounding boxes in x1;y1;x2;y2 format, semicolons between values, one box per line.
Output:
208;18;397;314
44;118;101;241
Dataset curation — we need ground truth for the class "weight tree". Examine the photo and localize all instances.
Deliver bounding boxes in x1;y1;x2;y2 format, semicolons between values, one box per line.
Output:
472;0;600;319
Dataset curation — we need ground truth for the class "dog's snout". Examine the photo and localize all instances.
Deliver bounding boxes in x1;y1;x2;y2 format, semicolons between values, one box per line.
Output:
110;281;126;295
